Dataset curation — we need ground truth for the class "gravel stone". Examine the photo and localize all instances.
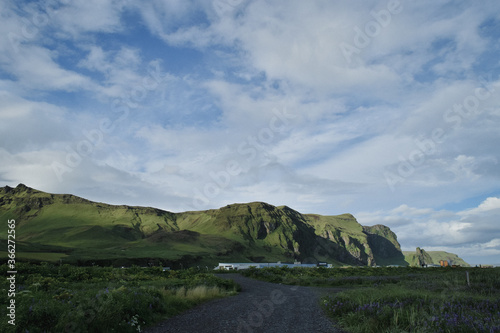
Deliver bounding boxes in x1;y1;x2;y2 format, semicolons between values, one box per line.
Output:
145;274;345;333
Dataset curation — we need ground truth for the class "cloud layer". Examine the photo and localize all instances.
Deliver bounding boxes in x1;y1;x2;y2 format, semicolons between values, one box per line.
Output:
1;0;499;264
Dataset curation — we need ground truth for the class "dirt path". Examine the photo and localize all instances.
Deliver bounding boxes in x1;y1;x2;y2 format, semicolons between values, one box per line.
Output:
145;274;344;333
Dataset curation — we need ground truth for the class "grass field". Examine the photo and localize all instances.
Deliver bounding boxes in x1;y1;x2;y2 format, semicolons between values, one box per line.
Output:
3;262;497;332
0;263;240;333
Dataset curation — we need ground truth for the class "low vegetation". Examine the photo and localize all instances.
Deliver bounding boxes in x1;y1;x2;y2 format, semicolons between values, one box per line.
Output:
0;263;239;333
242;266;500;332
241;265;427;286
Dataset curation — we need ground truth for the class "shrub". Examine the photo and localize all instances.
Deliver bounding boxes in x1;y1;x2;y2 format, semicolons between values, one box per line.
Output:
0;263;239;332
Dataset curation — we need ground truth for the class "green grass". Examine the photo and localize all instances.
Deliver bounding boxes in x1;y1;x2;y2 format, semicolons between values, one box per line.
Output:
242;265;422;286
0;263;240;332
323;274;500;332
242;265;500;332
1;251;69;261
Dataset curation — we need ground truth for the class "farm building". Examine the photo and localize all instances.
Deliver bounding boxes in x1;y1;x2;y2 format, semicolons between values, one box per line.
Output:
440;260;450;267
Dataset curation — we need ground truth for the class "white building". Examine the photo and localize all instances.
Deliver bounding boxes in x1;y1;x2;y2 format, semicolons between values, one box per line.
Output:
215;262;330;270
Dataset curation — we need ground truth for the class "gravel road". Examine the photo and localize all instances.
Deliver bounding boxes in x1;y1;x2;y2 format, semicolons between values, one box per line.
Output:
145;274;344;333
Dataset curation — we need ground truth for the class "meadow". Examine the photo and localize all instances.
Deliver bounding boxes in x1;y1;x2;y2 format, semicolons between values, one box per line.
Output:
0;263;239;333
242;266;500;332
3;263;498;333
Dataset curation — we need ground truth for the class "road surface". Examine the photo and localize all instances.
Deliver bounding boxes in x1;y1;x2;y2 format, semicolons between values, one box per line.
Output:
145;274;344;333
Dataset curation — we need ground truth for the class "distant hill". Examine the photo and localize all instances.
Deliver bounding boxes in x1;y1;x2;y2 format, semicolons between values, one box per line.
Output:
0;184;464;268
404;248;469;267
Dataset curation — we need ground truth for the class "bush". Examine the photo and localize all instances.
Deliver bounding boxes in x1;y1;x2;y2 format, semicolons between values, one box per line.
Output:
0;263;239;332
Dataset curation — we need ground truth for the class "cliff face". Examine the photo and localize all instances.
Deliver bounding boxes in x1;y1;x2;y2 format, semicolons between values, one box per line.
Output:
304;214;377;266
363;225;407;266
1;184;405;266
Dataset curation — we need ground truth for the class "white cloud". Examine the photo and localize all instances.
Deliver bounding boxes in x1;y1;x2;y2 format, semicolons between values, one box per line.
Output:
460;197;500;215
52;0;127;36
77;45;148;98
1;0;500;266
476;197;500;212
4;45;93;91
136;0;202;34
0;91;71;151
0;148;67;188
391;204;434;216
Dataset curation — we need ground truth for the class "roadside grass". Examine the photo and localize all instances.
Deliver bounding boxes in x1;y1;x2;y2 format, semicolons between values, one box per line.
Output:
165;285;234;302
242;265;426;286
0;263;239;333
323;283;500;333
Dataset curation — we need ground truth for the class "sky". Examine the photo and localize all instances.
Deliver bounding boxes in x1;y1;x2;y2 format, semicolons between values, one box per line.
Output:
0;0;499;265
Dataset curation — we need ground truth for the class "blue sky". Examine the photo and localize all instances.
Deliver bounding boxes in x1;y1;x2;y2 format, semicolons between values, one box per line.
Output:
1;0;500;265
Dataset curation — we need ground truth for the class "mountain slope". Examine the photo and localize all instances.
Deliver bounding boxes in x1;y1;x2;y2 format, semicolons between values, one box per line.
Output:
0;184;433;267
362;225;407;266
404;248;470;267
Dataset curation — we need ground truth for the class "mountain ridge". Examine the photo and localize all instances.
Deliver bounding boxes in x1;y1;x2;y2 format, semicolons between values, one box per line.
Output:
0;184;468;268
404;248;470;267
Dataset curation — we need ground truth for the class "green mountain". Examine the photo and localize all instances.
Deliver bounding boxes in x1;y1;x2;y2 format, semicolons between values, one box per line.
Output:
0;184;464;268
404;248;470;267
362;225;407;266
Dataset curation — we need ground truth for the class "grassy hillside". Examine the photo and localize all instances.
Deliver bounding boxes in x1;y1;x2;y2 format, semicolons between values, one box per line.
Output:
0;184;412;267
426;251;470;266
403;248;470;267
